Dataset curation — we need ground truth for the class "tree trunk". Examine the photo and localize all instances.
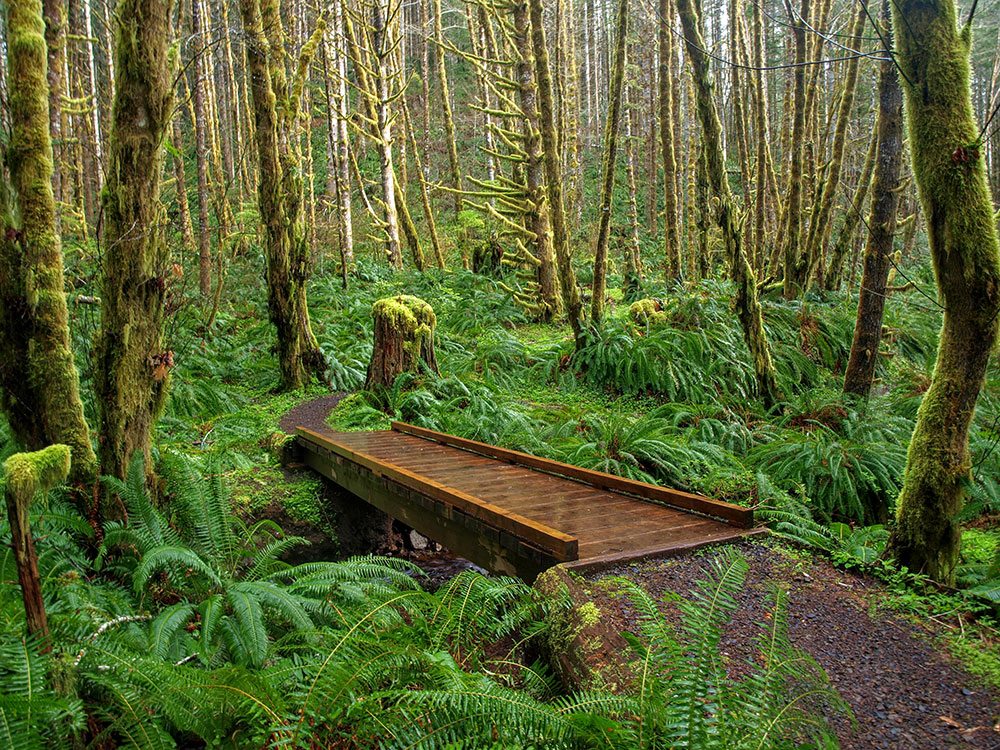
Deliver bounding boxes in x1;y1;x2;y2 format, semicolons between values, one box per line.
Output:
238;0;326;390
331;0;354;268
0;0;97;486
803;4;865;287
42;0;64;208
433;0;463;213
590;0;628;324
509;1;559;321
887;0;1000;584
372;0;402;266
95;0;175;480
623;81;643;296
527;0;583;340
365;296;439;389
842;3;903;406
402;99;445;269
659;0;681;282
171;117;196;253
780;0;809;298
824;127;877;291
676;0;780;408
191;0;213;297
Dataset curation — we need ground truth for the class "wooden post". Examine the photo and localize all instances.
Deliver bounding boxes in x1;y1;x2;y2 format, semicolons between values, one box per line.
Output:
3;445;71;649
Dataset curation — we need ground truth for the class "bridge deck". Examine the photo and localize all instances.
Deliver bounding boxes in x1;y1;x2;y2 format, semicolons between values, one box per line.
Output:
296;421;758;579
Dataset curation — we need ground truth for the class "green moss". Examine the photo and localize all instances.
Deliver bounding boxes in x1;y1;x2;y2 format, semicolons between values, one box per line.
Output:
4;444;71;506
888;0;1000;583
228;465;323;524
629;298;669;327
577;601;601;628
947;634;1000;690
371;295;437;338
0;0;97;484
326;393;392;432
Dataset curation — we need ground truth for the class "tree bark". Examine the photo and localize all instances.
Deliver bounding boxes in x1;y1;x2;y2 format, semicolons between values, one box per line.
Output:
887;0;1000;584
842;4;903;406
590;0;628;324
676;0;780;408
191;0;213;297
659;0;681;282
803;4;866;287
0;0;97;485
4;445;71;649
95;0;175;479
780;0;809;298
238;0;327;390
42;0;64;207
433;0;463;213
527;0;583;340
824;127;877;290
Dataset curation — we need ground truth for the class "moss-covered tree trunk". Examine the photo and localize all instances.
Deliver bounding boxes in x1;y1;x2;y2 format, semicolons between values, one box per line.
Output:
527;0;583;341
512;0;560;321
0;0;97;486
94;0;175;480
658;0;681;282
750;0;779;270
842;1;904;402
191;0;213;297
803;3;865;287
676;0;780;408
238;0;327;390
780;0;809;299
4;445;70;649
42;0;64;206
887;0;1000;583
433;0;463;214
589;0;628;325
622;84;643;296
365;296;439;389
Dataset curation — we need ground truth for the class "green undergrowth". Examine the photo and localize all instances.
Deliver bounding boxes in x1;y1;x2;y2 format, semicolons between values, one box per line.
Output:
1;235;997;746
0;459;847;748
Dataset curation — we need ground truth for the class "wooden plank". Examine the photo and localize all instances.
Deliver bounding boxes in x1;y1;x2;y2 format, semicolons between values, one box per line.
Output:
567;528;769;574
579;517;719;547
297;427;579;560
577;520;733;558
492;490;635;514
391;421;753;527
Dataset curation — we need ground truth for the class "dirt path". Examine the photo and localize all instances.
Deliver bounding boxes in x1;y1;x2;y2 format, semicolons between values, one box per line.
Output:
591;540;999;750
279;393;346;435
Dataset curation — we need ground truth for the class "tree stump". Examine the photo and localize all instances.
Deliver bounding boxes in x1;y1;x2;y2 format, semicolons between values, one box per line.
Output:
364;295;439;389
4;444;71;650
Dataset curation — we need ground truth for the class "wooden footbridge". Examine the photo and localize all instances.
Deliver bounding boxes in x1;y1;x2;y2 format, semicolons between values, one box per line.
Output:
295;421;760;580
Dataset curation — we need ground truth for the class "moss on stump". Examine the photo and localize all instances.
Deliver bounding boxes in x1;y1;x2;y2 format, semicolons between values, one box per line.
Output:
629;298;669;327
4;444;71;647
364;295;439;390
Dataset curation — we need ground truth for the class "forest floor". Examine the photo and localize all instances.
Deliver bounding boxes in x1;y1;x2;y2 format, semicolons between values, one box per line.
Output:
592;540;1000;750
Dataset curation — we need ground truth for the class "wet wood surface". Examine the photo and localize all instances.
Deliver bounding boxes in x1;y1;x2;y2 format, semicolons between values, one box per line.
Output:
296;421;755;578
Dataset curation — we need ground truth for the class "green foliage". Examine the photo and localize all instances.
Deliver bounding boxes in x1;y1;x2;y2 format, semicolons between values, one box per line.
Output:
566;550;847;749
